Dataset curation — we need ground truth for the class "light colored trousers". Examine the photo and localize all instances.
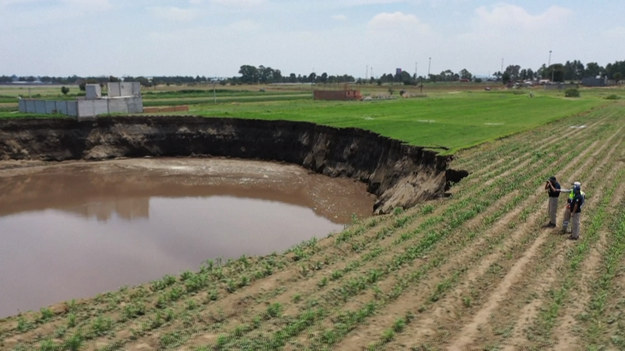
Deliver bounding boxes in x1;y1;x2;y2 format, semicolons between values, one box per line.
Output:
563;206;571;230
548;197;558;224
571;212;581;239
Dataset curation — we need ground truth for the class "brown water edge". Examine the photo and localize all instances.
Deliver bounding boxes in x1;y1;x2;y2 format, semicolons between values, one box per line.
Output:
0;158;375;318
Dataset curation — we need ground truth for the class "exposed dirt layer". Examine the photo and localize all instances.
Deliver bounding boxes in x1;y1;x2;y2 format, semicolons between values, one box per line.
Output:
0;116;467;214
2;106;625;350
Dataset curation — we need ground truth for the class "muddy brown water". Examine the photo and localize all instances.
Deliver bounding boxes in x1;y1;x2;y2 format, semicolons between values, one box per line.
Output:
0;158;375;318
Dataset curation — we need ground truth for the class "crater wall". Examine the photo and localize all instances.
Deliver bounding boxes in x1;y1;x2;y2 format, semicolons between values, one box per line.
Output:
0;116;467;213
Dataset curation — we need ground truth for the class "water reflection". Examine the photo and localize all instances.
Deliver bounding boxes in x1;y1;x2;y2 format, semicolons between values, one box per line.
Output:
0;158;375;317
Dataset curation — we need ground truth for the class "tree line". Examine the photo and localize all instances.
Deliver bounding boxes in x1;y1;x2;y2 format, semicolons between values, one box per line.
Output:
2;59;624;87
496;60;622;84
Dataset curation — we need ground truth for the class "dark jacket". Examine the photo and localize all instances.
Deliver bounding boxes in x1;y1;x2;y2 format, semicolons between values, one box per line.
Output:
571;192;584;213
546;181;561;198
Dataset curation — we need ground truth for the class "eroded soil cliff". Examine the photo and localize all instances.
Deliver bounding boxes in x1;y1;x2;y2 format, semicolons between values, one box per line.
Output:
0;116;467;213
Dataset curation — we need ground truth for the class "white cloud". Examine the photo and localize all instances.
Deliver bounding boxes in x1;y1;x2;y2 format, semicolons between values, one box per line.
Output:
474;4;572;31
148;6;200;22
603;26;625;40
368;11;430;32
61;0;112;13
445;4;577;76
0;0;37;7
227;19;260;32
210;0;265;7
336;0;406;6
2;0;624;78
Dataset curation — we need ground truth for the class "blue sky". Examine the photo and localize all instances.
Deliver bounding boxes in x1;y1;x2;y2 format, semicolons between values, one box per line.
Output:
1;0;624;78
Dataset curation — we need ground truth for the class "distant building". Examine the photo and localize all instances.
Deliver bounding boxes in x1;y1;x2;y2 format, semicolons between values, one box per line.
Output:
581;76;607;87
18;82;143;120
313;90;362;101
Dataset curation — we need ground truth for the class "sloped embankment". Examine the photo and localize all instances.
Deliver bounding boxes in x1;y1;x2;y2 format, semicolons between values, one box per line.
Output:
0;116;467;213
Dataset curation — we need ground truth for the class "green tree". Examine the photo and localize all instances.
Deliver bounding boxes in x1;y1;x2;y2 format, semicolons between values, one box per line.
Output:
61;86;70;95
584;62;604;77
544;64;565;82
551;64;565;82
504;65;521;82
563;60;584;81
439;69;458;82
239;65;259;83
135;76;152;87
396;71;413;84
318;72;328;83
606;61;625;81
459;68;472;81
502;71;511;85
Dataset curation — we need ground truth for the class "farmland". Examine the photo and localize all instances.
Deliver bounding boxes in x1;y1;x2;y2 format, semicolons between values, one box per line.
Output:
0;83;614;154
0;85;624;350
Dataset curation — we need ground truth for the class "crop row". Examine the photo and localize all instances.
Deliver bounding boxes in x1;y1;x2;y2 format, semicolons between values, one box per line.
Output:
1;103;623;350
205;106;622;349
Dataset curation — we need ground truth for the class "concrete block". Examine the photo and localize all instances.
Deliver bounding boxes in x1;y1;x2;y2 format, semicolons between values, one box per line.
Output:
35;100;46;114
126;97;143;113
78;100;109;118
67;101;78;117
55;101;68;115
86;84;101;100
24;100;36;113
107;98;129;114
45;100;56;113
108;82;141;97
107;82;121;97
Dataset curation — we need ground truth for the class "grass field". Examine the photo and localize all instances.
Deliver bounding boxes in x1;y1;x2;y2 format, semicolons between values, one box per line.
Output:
189;91;603;153
0;83;618;154
1;96;623;350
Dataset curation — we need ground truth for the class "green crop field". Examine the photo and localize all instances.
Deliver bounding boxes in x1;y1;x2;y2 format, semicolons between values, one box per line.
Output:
189;90;604;153
1;96;624;350
1;83;619;154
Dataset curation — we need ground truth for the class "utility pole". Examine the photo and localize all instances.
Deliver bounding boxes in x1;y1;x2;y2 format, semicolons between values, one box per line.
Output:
213;78;216;104
548;50;552;82
548;50;552;67
427;57;431;81
415;61;418;80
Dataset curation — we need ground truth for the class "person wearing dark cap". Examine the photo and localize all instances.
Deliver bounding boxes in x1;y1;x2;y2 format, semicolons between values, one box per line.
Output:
544;176;561;227
569;184;584;240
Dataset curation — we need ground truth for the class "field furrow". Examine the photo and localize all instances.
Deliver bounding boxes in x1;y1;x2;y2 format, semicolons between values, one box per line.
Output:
486;132;625;350
330;106;622;350
390;115;621;349
1;99;623;351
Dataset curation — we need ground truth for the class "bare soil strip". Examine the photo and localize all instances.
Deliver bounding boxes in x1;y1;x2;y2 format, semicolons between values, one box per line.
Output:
336;110;613;350
2;103;624;351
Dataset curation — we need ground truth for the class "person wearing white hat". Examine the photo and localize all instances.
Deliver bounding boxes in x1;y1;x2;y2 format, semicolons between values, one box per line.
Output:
562;181;584;234
569;184;584;240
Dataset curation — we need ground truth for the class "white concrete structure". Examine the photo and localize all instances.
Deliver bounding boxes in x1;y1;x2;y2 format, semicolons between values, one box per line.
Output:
18;82;143;120
85;84;102;99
